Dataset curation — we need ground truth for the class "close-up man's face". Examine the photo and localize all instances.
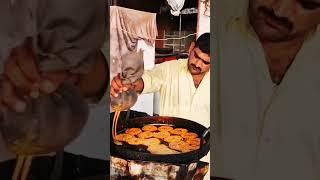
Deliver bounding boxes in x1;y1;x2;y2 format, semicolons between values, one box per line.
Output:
188;47;210;75
248;0;320;42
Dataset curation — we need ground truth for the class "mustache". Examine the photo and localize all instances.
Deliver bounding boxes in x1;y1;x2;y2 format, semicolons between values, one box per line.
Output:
259;6;293;31
191;64;201;71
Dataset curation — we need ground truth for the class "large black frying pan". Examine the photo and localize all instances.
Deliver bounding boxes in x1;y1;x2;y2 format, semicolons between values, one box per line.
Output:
110;115;210;164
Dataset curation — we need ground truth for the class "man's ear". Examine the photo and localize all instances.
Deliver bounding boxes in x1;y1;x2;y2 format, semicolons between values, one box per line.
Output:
188;42;195;54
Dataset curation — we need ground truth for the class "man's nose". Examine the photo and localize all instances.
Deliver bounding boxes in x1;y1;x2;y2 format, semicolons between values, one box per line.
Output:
195;59;202;67
273;0;295;19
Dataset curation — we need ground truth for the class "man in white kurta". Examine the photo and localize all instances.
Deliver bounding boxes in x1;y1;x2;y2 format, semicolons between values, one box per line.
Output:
214;0;320;179
111;33;211;127
111;33;211;178
141;58;210;127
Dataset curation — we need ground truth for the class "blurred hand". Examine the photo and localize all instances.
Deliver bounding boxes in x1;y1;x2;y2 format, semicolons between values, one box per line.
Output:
0;40;77;113
110;73;134;98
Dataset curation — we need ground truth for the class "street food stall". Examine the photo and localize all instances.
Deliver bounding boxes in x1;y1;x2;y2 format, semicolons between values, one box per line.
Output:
109;0;211;179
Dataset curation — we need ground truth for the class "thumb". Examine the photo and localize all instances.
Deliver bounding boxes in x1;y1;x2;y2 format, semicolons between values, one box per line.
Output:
39;72;68;94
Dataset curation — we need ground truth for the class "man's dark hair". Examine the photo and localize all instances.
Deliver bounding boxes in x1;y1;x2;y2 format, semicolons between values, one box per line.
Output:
195;33;210;54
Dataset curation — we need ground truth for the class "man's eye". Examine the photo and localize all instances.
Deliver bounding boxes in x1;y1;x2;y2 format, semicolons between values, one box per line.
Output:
203;61;210;65
299;1;320;10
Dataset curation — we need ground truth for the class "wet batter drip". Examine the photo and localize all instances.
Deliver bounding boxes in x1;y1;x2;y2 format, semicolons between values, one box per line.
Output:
112;105;124;145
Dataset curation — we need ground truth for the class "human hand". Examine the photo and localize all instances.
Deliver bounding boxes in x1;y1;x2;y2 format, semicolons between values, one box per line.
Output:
110;73;134;98
1;40;77;113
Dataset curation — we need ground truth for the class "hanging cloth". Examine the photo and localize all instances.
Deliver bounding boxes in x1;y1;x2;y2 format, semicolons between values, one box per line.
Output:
166;0;185;16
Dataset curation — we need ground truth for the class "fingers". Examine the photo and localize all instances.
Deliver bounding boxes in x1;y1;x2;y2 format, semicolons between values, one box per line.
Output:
5;45;41;98
39;72;68;94
110;85;117;98
3;40;74;102
116;74;136;91
110;79;120;97
114;74;124;91
110;74;126;97
0;70;75;114
4;57;34;93
110;74;138;98
15;46;41;83
122;84;131;91
1;78;26;113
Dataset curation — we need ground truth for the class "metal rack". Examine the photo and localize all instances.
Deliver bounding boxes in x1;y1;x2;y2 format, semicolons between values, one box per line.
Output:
179;8;198;52
163;8;198;53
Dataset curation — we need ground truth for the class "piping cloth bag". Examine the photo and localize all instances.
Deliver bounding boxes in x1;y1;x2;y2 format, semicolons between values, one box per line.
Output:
120;50;144;85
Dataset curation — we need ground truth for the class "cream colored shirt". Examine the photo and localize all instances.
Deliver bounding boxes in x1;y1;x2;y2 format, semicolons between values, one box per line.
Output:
214;1;320;179
142;59;210;128
142;59;211;178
